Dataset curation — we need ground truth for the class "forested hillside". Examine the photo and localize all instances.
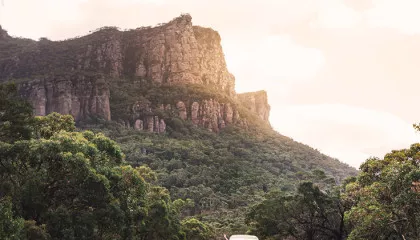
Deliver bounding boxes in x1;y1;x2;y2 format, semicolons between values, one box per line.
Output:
78;81;357;234
0;14;369;239
2;82;419;239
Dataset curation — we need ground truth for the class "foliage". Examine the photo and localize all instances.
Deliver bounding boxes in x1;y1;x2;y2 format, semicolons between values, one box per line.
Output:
181;218;215;240
246;178;348;240
343;144;420;240
108;79;239;125
33;113;75;139
0;85;186;239
0;197;24;240
245;128;420;240
0;76;360;239
83;117;357;235
0;21;365;239
0;83;34;143
0;115;185;239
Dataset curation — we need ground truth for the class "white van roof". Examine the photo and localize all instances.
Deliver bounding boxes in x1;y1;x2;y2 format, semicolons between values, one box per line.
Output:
229;235;259;240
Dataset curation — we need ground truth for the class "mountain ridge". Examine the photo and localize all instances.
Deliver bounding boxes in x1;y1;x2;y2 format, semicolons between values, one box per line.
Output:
0;14;270;133
0;14;358;235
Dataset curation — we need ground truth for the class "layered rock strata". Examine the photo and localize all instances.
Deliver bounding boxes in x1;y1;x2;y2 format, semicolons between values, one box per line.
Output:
0;14;270;133
238;90;270;123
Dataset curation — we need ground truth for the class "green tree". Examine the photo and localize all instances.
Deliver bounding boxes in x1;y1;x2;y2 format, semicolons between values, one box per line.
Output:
33;112;75;139
0;110;185;239
0;83;33;143
140;186;186;240
246;180;347;240
21;220;49;240
181;218;214;240
343;144;420;240
0;197;24;240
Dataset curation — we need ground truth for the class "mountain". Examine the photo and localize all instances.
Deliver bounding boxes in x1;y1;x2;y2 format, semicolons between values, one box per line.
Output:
0;14;357;234
0;14;268;132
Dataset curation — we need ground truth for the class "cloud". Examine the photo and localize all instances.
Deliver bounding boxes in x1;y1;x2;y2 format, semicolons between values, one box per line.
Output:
232;35;325;93
122;0;166;5
312;0;363;29
255;35;325;79
366;0;420;35
270;104;420;167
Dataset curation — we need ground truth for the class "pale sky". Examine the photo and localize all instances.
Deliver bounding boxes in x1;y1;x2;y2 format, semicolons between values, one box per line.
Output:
2;0;420;168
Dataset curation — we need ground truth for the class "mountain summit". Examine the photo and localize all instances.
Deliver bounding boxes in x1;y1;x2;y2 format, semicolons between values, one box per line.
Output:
0;14;270;133
0;14;357;234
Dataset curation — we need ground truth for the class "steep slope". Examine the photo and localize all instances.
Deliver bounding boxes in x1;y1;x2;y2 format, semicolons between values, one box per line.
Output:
0;14;357;234
0;15;237;125
84;118;356;234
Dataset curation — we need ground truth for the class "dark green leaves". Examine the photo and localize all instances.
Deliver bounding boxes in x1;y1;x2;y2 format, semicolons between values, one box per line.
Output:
0;83;33;143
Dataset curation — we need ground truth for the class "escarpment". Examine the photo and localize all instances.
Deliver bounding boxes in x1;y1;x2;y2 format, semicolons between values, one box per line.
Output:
123;97;246;133
18;74;110;121
0;14;269;133
238;90;270;123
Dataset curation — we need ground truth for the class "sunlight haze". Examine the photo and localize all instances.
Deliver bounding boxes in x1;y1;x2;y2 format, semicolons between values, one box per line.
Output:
1;0;419;168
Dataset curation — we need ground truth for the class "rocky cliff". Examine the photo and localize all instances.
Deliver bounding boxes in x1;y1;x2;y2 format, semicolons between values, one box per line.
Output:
18;74;110;121
0;14;270;133
238;90;271;123
124;98;247;133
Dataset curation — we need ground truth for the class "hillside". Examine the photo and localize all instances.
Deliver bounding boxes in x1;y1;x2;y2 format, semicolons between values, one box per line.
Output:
0;14;357;235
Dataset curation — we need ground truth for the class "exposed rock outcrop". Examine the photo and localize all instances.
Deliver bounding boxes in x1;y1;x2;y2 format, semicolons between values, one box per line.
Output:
131;98;166;133
0;14;237;123
19;74;111;121
0;26;10;40
176;101;187;120
169;100;246;132
0;15;270;133
238;90;270;123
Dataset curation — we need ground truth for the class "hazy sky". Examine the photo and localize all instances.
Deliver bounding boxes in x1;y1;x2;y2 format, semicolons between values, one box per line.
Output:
2;0;420;168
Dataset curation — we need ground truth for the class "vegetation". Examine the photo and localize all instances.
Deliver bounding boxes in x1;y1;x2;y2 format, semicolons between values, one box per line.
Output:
108;79;239;125
81;80;357;235
0;83;34;143
3;70;418;239
2;15;418;240
247;181;348;240
343;144;420;240
246;140;420;240
0;82;359;239
0;84;213;239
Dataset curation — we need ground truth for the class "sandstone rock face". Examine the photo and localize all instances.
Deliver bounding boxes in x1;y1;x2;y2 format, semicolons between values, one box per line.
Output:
238;90;271;123
132;116;166;134
122;15;235;95
176;101;187;120
159;119;166;133
19;75;111;121
166;99;246;133
131;99;166;133
0;14;236;121
146;116;154;132
191;102;200;125
134;119;143;130
0;15;271;133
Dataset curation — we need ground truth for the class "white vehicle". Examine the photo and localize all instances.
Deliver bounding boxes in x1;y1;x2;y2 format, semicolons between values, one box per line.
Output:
228;235;259;240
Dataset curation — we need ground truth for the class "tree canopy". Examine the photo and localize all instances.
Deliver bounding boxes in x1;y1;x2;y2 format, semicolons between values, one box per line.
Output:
343;144;420;240
0;84;203;239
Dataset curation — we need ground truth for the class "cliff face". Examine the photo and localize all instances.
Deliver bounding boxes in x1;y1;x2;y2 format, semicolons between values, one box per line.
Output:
238;90;271;123
175;99;247;132
0;14;269;133
0;26;10;40
19;74;110;121
126;98;247;133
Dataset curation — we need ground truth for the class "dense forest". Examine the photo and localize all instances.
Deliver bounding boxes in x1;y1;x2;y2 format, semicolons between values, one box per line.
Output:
1;82;419;239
